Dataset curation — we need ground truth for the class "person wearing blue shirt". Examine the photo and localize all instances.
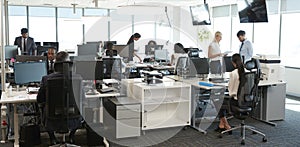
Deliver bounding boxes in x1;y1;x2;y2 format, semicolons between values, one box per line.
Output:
237;30;253;63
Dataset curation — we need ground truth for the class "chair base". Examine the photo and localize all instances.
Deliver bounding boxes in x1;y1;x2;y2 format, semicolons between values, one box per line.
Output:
219;121;267;145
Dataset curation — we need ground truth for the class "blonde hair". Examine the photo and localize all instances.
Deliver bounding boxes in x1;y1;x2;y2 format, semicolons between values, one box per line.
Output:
215;31;222;38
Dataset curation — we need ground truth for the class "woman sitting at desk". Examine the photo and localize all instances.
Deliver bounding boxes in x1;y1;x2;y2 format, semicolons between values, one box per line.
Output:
216;53;245;133
170;43;187;66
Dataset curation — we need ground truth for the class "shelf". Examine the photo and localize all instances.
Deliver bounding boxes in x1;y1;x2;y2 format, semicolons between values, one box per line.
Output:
142;117;189;130
144;97;189;105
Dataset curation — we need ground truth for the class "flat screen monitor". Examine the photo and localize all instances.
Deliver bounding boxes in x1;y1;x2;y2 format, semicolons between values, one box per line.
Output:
14;61;47;85
210;60;222;74
223;56;235;72
5;45;18;59
145;45;163;55
238;0;268;23
189;58;209;75
43;42;59;51
37;46;50;56
35;42;41;47
102;58;122;80
113;45;128;57
15;55;47;62
77;44;98;56
75;60;103;80
190;4;211;25
154;49;168;62
103;41;117;49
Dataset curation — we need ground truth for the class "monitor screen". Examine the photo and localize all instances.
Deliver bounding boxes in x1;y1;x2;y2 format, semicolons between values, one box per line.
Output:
154;49;168;61
210;60;222;74
238;0;268;23
5;45;18;59
37;46;50;56
77;43;98;56
113;45;129;57
43;42;59;51
145;45;163;55
75;60;103;80
14;61;47;85
35;42;41;47
102;58;122;80
190;4;211;25
103;41;117;49
223;56;235;72
189;58;209;75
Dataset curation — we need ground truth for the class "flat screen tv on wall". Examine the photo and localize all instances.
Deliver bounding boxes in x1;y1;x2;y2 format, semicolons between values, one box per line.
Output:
238;0;268;23
190;4;211;25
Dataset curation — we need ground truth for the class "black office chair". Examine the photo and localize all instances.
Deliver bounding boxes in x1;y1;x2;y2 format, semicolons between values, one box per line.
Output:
219;58;267;145
45;62;83;146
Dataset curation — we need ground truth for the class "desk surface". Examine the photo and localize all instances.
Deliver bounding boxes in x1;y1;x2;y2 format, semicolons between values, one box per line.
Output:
0;91;37;104
85;91;121;99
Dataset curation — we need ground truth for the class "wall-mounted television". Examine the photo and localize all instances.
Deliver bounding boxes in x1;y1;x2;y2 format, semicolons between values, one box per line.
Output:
238;0;268;23
190;4;211;25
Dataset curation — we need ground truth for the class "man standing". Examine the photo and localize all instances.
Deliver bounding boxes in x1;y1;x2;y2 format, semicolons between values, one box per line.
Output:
14;28;37;55
237;30;253;63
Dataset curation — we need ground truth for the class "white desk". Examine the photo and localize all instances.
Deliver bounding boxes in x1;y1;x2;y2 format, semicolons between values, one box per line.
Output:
0;91;37;147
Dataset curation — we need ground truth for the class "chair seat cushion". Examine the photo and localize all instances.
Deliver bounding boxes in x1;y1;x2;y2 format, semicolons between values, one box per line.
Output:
231;105;252;113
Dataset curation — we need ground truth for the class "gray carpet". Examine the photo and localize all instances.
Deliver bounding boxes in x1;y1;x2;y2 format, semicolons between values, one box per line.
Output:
1;99;300;147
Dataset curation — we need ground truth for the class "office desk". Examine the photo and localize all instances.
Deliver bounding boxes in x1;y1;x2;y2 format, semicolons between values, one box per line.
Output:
0;91;37;147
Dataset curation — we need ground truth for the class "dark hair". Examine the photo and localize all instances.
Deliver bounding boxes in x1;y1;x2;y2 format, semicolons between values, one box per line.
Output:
174;43;185;53
231;53;245;81
21;28;28;34
148;40;157;45
54;51;70;72
106;42;114;50
237;30;245;37
133;33;141;38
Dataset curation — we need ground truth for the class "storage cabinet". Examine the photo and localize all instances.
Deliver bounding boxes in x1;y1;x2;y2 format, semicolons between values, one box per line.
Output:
132;82;191;130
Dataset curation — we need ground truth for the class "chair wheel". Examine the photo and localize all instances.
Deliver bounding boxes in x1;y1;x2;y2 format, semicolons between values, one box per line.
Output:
252;131;257;134
262;137;267;142
241;140;245;145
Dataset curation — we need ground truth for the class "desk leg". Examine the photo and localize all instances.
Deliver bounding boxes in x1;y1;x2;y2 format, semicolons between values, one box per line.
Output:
13;104;19;147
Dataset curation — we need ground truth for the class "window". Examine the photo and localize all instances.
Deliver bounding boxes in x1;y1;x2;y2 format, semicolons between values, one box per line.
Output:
8;6;27;45
212;17;232;52
57;8;83;51
28;7;56;42
280;13;300;68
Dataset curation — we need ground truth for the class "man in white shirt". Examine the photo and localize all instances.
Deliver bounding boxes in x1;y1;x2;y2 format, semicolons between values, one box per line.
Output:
237;30;253;63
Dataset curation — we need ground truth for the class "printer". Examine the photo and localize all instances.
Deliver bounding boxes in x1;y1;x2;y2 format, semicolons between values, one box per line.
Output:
255;54;285;82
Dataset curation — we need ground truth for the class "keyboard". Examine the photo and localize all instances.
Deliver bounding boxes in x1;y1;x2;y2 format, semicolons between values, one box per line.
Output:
98;87;115;93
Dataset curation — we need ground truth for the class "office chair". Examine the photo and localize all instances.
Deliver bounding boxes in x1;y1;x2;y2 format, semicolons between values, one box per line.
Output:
45;62;83;146
219;58;267;145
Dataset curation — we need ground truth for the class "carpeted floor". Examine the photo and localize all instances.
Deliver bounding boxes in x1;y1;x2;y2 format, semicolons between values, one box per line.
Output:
1;97;300;147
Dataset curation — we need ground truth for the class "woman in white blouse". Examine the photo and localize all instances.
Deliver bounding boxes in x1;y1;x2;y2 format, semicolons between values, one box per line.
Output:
216;53;245;133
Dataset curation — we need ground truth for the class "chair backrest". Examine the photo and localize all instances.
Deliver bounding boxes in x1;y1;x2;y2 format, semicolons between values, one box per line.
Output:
45;74;82;131
237;58;261;108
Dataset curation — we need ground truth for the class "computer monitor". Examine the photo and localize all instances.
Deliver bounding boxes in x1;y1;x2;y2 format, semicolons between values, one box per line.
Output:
14;61;47;85
210;60;222;74
223;56;235;72
145;45;164;55
113;45;128;56
5;45;18;59
15;55;47;62
43;42;59;51
189;58;209;76
103;41;117;49
37;46;50;56
74;60;103;80
35;42;41;47
77;43;98;56
154;49;168;62
102;58;122;80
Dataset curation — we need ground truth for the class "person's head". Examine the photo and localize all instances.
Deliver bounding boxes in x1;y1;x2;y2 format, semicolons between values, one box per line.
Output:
174;43;184;53
21;28;28;38
231;53;245;81
237;30;246;42
47;47;56;61
106;42;114;50
214;31;222;42
148;40;157;46
54;51;70;72
133;33;141;41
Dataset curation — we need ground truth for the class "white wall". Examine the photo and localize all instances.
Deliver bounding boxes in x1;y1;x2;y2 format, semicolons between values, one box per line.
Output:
285;67;300;97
